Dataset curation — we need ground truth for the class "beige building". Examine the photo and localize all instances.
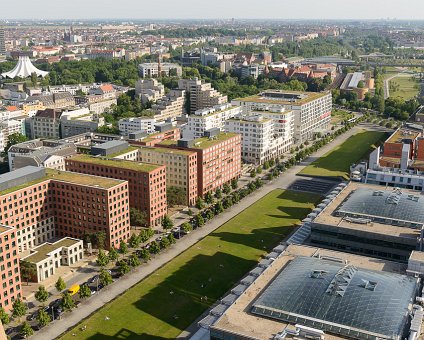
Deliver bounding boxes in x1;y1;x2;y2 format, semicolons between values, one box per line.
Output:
178;78;227;114
21;238;84;283
135;79;165;104
88;98;117;115
151;89;186;122
30;109;63;139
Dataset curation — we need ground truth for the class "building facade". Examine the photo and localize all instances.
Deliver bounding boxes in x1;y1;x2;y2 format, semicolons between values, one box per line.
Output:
138;62;182;78
118;117;156;136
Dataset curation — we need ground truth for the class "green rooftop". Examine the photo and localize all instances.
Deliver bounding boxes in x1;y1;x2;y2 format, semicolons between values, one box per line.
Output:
192;132;239;149
106;146;139;158
157;140;178;147
233;90;327;106
23;238;81;263
47;169;125;188
139;147;195;156
71;154;163;173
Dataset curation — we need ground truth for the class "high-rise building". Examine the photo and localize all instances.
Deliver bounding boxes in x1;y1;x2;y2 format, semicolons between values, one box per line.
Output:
0;28;5;56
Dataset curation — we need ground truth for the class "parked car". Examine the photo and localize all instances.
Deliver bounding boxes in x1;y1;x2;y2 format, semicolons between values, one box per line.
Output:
88;275;99;284
67;284;80;296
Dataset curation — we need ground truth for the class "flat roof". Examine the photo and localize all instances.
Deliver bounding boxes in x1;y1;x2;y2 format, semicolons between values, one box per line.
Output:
386;128;420;144
192;132;239;149
234;90;328;106
23;237;81;263
47;169;125;189
70;154;163;173
107;145;139;158
139;146;195;156
314;182;424;237
211;244;414;340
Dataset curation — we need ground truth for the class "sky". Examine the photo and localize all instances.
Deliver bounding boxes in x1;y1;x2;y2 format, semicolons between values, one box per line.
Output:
3;0;424;20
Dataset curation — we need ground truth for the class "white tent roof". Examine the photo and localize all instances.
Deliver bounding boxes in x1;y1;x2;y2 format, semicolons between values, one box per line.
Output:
1;56;49;79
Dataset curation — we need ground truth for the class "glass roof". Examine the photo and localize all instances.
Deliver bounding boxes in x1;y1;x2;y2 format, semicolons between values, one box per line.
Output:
251;256;417;339
337;187;424;225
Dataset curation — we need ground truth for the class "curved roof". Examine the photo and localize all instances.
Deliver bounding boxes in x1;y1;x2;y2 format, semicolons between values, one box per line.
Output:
1;56;49;79
252;256;417;339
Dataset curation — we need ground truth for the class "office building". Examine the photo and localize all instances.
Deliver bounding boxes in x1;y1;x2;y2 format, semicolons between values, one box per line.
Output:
183;104;242;139
311;182;424;263
66;154;167;227
232;90;332;143
151;89;186;122
178;78;227;114
0;28;5;56
208;244;420;340
340;71;374;100
135;79;165;104
28;92;75;110
30;109;63;139
118;117;156;136
138;62;182;78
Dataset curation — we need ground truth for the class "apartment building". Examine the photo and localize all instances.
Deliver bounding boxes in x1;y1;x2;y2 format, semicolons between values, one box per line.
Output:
138;127;180;147
113;146;198;206
178;78;227;114
183;104;242;139
30;109;63;139
161;132;241;197
232;90;332;143
0;225;21;311
66;155;167;227
0;166;131;251
135;79;165;104
118;117;156;136
151;89;185;122
138;62;182;78
28;92;75;110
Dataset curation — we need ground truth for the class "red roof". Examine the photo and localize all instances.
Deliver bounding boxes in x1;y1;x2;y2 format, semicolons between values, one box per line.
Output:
6;106;18;112
100;84;114;92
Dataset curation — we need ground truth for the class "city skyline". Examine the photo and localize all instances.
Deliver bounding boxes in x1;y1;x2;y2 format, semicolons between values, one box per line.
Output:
2;0;424;20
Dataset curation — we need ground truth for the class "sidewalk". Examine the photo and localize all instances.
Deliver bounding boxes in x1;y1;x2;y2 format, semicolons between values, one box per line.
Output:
32;123;372;340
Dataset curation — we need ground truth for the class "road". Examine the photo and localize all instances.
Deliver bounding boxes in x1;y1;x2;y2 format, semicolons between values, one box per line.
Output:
31;124;374;340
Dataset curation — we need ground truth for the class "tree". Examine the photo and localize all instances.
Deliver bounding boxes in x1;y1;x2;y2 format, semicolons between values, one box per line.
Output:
149;241;160;254
195;197;205;209
95;231;106;250
128;254;140;267
61;292;75;311
20;321;33;338
30;72;38;87
223;183;231;195
139;248;151;262
118;260;130;275
34;286;49;305
160;237;170;249
79;284;91;299
215;188;222;199
215;201;224;214
12;299;28;319
96;249;110;267
99;268;113;286
250;170;256;178
231;178;238;190
167;233;176;245
0;307;10;325
108;247;119;261
205;192;214;205
55;277;66;293
119;240;128;256
195;214;205;227
20;261;36;285
36;308;51;328
205;209;214;220
139;228;154;243
167;186;186;207
130;208;147;227
182;222;193;234
128;234;141;248
187;208;193;216
2;133;28;160
162;215;174;230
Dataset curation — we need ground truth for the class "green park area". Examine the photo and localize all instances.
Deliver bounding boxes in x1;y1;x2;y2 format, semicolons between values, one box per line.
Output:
389;76;419;100
330;109;354;125
299;130;387;179
60;190;319;340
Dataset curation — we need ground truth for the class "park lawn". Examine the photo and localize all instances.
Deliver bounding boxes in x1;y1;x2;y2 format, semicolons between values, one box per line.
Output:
299;130;387;179
389;76;419;100
331;109;353;125
60;190;319;340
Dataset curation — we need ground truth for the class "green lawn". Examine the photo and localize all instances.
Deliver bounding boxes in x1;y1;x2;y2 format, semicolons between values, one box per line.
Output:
331;109;353;125
299;130;387;179
389;76;419;100
60;190;319;340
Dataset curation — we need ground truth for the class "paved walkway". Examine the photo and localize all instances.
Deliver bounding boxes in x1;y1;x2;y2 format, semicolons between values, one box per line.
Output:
32;124;371;340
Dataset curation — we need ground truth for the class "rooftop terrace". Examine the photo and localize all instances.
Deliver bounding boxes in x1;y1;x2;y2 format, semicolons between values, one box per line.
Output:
192;132;239;149
386;128;421;144
70;154;162;172
234;90;328;106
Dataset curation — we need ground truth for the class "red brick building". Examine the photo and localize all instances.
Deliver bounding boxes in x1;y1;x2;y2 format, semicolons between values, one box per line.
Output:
0;226;21;311
66;155;167;227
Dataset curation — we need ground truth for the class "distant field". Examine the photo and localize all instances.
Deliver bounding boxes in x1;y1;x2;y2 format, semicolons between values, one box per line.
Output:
299;130;387;179
60;190;319;340
389;76;419;100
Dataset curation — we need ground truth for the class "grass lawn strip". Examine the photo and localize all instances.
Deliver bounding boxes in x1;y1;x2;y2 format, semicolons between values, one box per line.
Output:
299;130;387;179
60;189;319;340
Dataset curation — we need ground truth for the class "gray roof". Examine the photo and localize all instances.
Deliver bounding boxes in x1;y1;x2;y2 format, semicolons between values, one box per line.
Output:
0;166;45;191
337;187;424;226
251;256;418;339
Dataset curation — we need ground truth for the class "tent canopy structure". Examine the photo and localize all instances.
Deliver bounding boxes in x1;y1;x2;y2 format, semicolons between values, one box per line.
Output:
1;56;49;79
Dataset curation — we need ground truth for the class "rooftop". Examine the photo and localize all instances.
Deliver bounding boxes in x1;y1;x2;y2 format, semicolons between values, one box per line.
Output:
234;90;328;106
23;237;81;263
139;146;195;156
192;132;239;149
386;128;421;144
70;154;163;172
211;244;416;340
47;169;125;189
106;145;139;158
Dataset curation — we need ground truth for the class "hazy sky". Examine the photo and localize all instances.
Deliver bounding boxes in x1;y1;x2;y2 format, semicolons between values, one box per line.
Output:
3;0;424;20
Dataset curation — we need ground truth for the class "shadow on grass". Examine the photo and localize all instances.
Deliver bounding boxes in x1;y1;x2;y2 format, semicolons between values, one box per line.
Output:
85;253;256;340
